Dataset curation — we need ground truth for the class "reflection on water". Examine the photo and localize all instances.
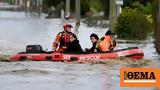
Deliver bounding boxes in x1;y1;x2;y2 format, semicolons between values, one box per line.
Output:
0;11;158;90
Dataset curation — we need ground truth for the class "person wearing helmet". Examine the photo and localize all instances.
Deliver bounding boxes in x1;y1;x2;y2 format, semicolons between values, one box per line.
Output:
52;23;76;52
96;29;116;52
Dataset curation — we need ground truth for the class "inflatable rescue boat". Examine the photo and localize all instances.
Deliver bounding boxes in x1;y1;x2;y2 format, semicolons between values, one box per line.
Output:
10;46;144;62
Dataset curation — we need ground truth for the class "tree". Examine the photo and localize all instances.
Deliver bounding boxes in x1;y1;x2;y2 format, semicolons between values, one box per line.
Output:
153;0;160;54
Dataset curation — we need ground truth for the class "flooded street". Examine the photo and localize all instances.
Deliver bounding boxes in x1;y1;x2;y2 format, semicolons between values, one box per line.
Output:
0;11;159;90
0;61;120;90
0;12;110;55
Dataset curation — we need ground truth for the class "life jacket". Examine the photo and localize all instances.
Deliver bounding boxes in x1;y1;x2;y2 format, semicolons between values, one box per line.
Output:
59;31;72;48
97;35;112;52
53;31;74;50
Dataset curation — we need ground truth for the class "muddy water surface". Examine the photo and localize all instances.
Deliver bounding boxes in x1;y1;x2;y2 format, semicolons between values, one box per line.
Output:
0;11;159;90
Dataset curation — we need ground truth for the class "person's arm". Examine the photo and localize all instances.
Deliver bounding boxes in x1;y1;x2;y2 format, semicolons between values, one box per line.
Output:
53;33;62;51
94;40;101;52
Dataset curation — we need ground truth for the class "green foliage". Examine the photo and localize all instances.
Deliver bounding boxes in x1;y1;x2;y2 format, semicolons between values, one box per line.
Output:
89;0;102;12
100;0;109;19
132;2;152;15
81;0;90;17
145;2;152;15
146;14;153;24
116;7;136;38
42;0;65;13
52;3;65;17
115;7;153;40
88;0;109;19
70;0;90;17
70;0;75;12
123;0;153;7
41;0;108;18
128;12;152;39
43;0;65;8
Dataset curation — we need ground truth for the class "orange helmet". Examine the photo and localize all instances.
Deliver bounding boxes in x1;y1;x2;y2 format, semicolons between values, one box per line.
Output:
63;23;73;30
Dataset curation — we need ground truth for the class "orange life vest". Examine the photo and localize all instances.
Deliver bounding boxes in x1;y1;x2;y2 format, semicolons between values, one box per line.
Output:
97;35;111;52
53;31;74;52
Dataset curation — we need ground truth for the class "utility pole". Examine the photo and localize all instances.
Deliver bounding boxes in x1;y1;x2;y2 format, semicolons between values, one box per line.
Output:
24;0;31;14
24;0;28;12
65;0;70;18
109;0;117;32
19;0;23;7
15;0;18;5
37;0;42;17
75;0;81;25
33;0;37;12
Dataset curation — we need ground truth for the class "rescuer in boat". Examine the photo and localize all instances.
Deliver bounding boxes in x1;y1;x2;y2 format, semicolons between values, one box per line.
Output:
52;23;76;52
64;33;83;54
96;29;116;52
85;33;99;53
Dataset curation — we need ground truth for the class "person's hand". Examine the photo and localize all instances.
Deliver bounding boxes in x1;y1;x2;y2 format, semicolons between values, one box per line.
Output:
85;48;89;52
52;47;56;52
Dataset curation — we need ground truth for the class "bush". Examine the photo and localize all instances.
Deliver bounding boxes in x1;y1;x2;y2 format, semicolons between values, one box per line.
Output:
115;7;153;40
132;2;152;15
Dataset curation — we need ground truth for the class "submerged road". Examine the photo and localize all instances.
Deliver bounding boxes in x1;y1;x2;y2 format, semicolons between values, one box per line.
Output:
0;11;158;90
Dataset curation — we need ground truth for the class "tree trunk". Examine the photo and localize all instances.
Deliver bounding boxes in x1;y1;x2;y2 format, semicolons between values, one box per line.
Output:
154;0;160;54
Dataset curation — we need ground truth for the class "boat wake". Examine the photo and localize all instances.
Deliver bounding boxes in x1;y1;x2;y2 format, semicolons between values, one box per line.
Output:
0;54;153;67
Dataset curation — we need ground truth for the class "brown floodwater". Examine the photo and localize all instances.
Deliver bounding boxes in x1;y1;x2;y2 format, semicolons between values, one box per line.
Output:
0;11;159;90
